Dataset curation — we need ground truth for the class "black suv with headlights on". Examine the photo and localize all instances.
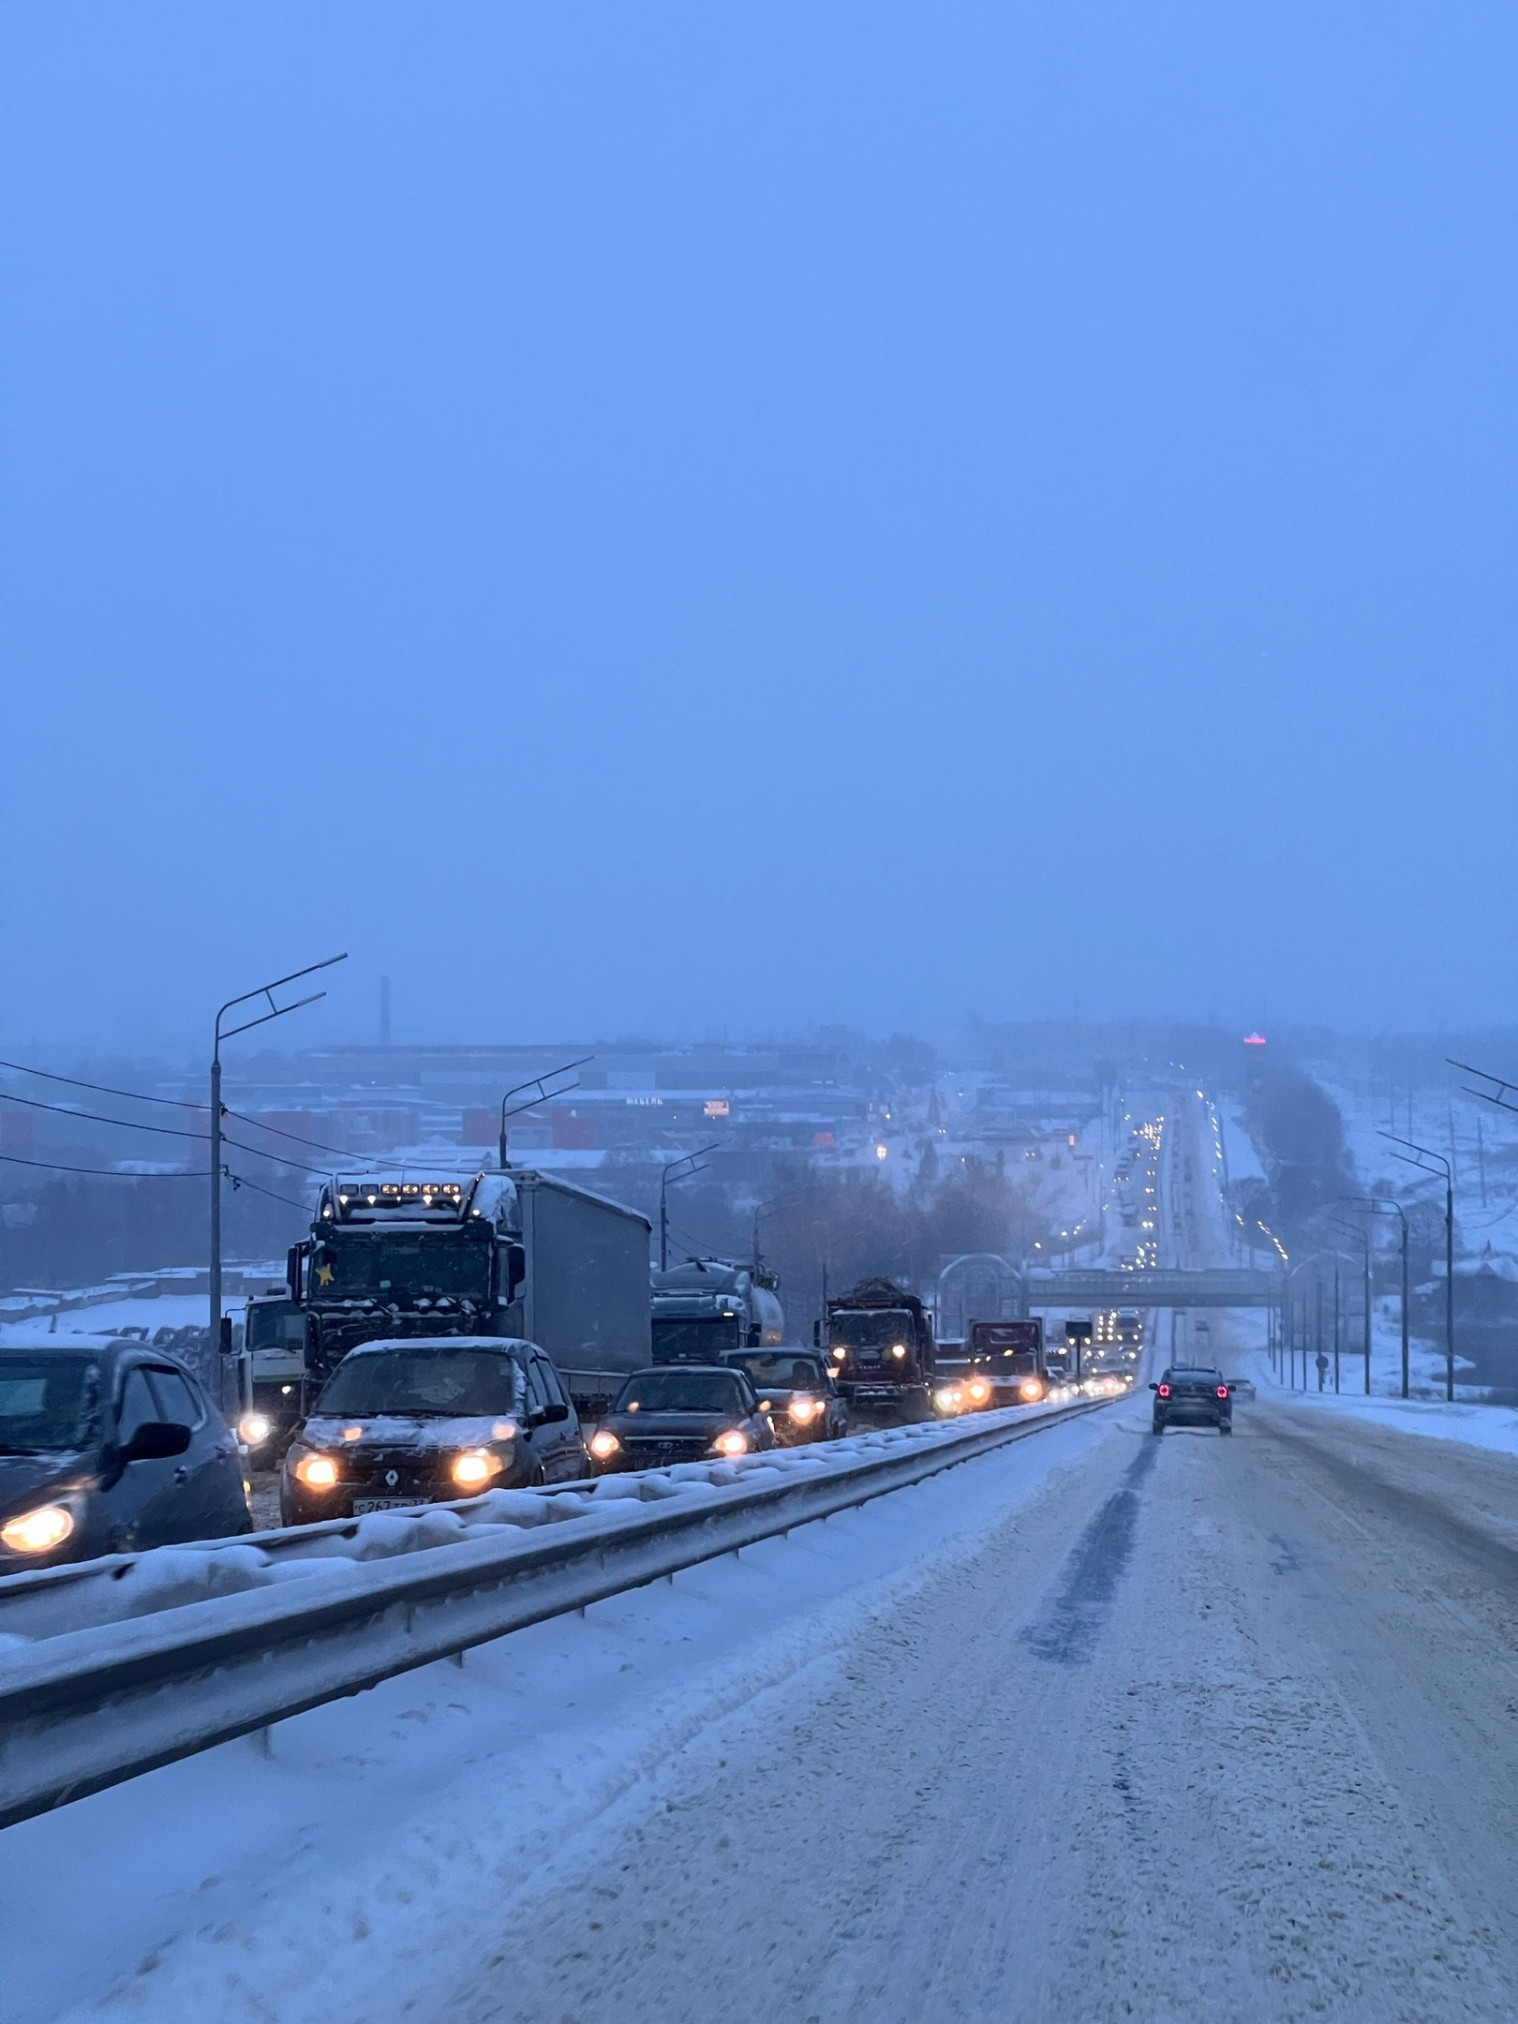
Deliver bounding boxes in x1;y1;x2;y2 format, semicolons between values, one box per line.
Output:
0;1336;250;1569
1150;1366;1233;1436
588;1364;775;1472
719;1349;848;1445
280;1335;589;1523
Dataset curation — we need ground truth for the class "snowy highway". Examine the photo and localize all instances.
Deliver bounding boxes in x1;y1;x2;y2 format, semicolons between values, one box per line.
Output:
10;1373;1518;2023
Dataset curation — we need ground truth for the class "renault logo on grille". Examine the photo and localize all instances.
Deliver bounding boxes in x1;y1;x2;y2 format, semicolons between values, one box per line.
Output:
384;1469;399;1488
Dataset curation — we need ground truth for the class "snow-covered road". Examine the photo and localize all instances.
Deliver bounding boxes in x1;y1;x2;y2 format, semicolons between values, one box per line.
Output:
442;1395;1518;2024
19;1381;1518;2023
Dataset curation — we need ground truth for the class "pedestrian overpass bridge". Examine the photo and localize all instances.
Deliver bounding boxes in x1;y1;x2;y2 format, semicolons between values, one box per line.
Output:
1024;1268;1285;1309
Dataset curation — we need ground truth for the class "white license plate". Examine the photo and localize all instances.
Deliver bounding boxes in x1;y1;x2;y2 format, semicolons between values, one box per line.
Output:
352;1496;420;1514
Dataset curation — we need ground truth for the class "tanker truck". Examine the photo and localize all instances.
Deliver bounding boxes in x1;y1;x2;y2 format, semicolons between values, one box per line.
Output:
650;1257;785;1363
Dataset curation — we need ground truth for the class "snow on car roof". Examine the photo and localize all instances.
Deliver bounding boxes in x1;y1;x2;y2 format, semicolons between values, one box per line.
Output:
343;1335;536;1358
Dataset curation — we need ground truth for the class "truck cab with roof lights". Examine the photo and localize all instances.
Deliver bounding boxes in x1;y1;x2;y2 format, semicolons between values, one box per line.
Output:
286;1167;652;1395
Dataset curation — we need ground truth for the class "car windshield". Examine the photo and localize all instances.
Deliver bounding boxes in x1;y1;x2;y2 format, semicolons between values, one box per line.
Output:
829;1310;915;1350
725;1352;825;1390
317;1349;522;1417
0;1355;100;1453
651;1317;742;1361
615;1370;747;1414
308;1234;492;1303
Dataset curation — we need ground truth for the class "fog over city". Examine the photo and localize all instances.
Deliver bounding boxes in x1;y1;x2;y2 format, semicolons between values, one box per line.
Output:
3;8;1518;2024
4;5;1516;1051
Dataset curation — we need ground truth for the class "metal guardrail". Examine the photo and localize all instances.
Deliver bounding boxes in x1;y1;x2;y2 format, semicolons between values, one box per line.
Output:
0;1397;1108;1831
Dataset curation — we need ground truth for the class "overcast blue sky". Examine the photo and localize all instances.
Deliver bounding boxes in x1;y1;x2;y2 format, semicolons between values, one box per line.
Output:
2;2;1514;1052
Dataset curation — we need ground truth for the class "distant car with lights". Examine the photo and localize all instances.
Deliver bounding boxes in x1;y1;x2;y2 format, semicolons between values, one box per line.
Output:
280;1335;588;1523
1150;1367;1233;1436
587;1364;775;1472
719;1349;847;1444
0;1336;251;1569
1226;1376;1256;1402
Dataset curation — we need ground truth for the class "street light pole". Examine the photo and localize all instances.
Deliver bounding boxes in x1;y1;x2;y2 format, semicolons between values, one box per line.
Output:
211;955;347;1407
496;1056;594;1170
1377;1201;1409;1399
658;1143;719;1273
1332;1257;1341;1394
1382;1134;1454;1402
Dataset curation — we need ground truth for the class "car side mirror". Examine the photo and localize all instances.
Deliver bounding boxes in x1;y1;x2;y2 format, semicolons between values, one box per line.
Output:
1147;1383;1159;1392
533;1401;569;1427
122;1421;192;1463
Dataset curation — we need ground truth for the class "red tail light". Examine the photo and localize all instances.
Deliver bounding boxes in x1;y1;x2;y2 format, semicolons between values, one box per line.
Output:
1157;1383;1171;1398
1216;1386;1229;1399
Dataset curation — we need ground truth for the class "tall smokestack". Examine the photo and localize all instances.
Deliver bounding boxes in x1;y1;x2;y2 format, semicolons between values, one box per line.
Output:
379;975;392;1048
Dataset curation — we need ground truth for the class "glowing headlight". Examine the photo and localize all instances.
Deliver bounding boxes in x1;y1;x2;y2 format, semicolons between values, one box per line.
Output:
1;1504;75;1555
965;1378;991;1405
294;1452;339;1489
589;1429;621;1461
238;1411;273;1447
713;1429;750;1457
830;1345;846;1360
451;1448;503;1489
787;1396;821;1423
934;1385;964;1412
1019;1379;1044;1403
890;1344;908;1361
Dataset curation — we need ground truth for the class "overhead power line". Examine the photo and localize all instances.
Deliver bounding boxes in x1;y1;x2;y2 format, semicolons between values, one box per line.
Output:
223;1167;311;1214
0;1151;206;1179
0;1058;201;1109
0;1057;354;1160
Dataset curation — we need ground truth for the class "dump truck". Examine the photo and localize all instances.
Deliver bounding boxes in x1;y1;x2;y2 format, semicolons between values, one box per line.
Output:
816;1277;935;1422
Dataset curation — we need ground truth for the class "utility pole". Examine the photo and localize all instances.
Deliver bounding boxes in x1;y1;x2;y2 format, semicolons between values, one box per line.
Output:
211;955;347;1410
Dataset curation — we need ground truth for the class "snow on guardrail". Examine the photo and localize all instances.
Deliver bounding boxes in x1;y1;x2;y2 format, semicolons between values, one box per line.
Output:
0;1403;1072;1648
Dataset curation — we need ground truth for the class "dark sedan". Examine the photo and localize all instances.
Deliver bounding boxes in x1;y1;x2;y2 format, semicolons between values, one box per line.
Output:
588;1365;775;1472
0;1336;250;1570
1150;1366;1233;1435
280;1336;589;1523
720;1349;848;1445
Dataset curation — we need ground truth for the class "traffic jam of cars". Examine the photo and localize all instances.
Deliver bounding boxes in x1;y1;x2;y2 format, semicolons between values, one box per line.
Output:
0;1219;1179;1576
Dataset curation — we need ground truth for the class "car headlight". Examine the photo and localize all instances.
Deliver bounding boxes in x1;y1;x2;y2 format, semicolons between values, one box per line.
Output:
589;1429;621;1461
965;1378;990;1404
934;1385;963;1412
451;1448;504;1489
788;1397;821;1423
830;1345;846;1360
713;1429;750;1457
0;1504;75;1555
1019;1379;1044;1403
890;1344;908;1360
294;1451;339;1489
238;1410;273;1447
